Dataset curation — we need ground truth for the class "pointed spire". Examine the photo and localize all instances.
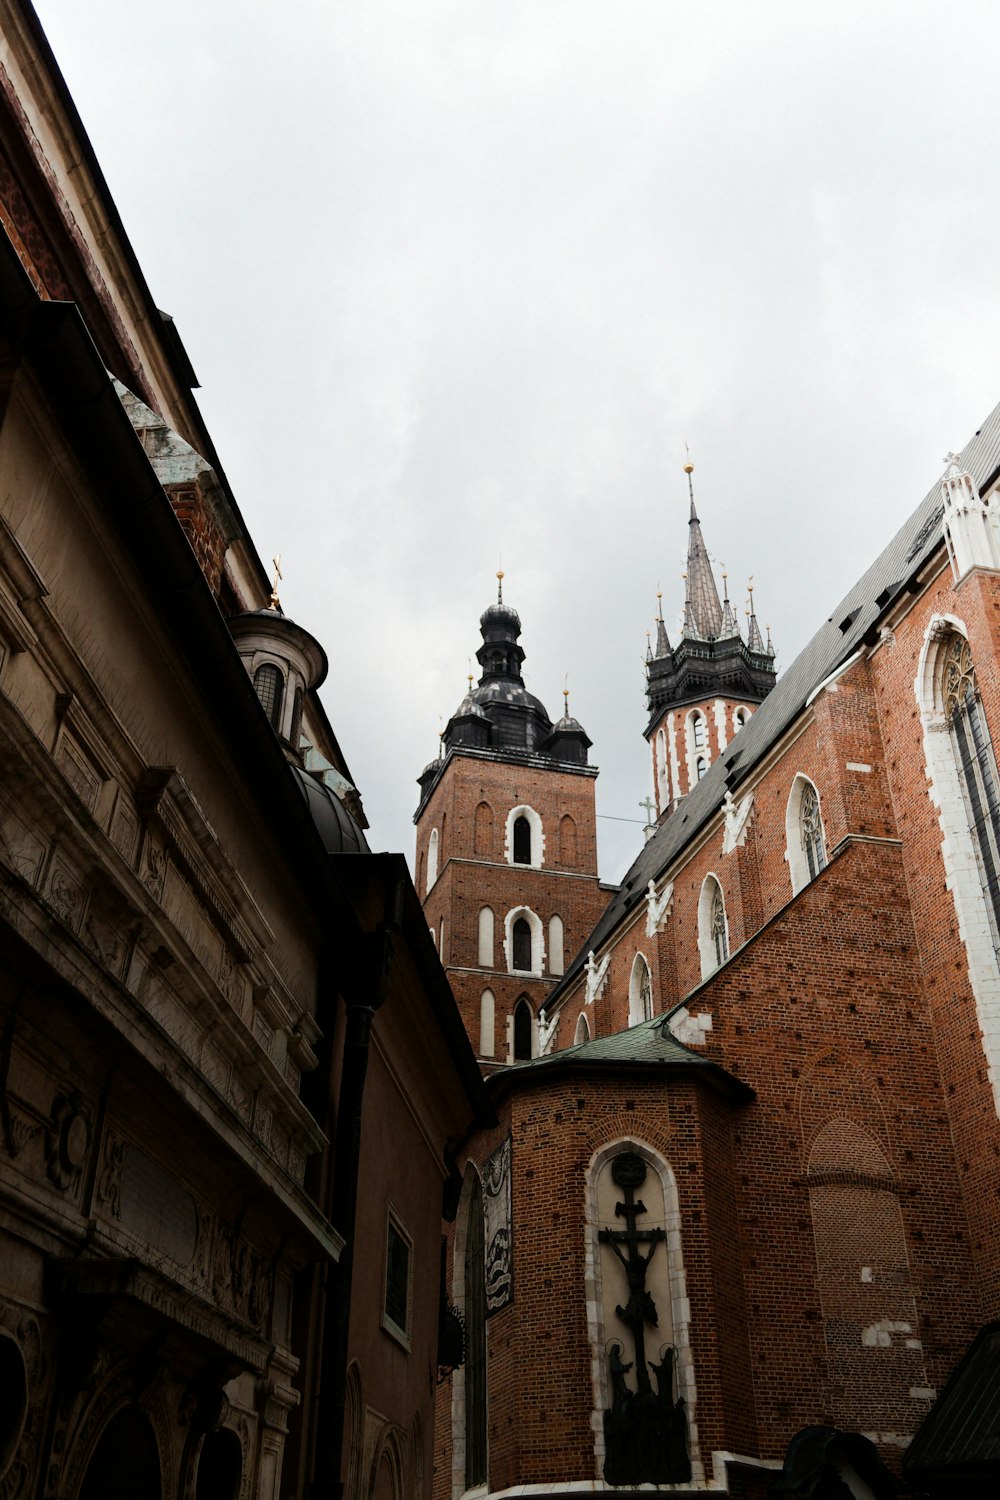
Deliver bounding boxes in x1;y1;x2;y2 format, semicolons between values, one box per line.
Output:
746;577;766;654
683;462;723;638
654;590;671;657
718;568;740;639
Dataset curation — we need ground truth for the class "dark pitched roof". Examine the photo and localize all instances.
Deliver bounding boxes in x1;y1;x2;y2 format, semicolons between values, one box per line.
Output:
904;1320;1000;1486
554;399;1000;1002
485;1014;753;1102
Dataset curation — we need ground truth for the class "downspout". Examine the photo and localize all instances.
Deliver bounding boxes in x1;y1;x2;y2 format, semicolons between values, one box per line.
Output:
311;867;405;1500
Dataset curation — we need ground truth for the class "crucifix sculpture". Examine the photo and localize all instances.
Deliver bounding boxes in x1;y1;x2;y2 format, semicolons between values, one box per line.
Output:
600;1153;665;1393
598;1151;690;1486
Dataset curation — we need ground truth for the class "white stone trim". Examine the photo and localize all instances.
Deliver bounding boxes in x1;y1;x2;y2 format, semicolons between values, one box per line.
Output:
916;615;1000;1117
426;827;439;892
784;774;826;896
585;1140;702;1486
477;907;494;968
548;914;564;976
667;711;681;803
627;951;653;1026
504;803;545;868
503;905;545;977
713;698;728;754
697;873;728;979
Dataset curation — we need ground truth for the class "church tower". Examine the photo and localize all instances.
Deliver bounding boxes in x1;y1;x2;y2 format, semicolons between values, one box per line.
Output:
415;578;608;1072
645;463;776;817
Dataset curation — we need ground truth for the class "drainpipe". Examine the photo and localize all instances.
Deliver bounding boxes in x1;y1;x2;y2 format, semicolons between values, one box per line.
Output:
311;868;405;1500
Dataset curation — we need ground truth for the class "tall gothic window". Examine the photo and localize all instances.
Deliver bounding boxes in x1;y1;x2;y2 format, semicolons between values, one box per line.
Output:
512;917;531;971
800;782;827;881
464;1175;487;1488
711;886;728;967
512;815;531;864
943;632;1000;944
628;954;653;1026
253;663;283;731
699;875;728;978
513;997;533;1060
691;711;707;750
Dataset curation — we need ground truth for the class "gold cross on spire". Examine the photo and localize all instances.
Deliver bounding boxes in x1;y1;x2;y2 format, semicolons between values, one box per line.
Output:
269;553;283;611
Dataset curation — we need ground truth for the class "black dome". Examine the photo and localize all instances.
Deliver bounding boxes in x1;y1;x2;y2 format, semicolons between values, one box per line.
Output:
293;766;369;855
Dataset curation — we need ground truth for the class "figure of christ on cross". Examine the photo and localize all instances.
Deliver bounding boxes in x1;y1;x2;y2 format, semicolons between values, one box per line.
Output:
598;1153;666;1394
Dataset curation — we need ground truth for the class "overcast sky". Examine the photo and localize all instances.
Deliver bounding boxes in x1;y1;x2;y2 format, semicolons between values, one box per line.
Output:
36;1;1000;881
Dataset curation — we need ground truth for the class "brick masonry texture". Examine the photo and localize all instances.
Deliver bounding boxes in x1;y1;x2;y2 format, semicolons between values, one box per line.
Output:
427;555;1000;1493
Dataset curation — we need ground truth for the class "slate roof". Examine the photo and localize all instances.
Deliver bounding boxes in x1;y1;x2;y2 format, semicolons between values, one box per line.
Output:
486;1014;754;1102
903;1320;1000;1486
552;398;1000;1002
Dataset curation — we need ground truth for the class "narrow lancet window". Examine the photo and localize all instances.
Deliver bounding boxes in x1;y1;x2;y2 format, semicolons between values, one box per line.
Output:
943;632;1000;946
253;663;284;731
512;815;531;864
800;782;826;880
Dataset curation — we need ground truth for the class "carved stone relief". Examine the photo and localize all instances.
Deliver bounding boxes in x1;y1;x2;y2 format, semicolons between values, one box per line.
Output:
95;1132;128;1220
141;828;167;902
46;859;84;931
44;1092;90;1192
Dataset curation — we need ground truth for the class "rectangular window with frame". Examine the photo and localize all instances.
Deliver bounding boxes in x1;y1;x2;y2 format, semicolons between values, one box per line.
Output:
382;1209;412;1349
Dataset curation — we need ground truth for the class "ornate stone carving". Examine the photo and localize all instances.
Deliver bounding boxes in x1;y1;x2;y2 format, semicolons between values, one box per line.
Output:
645;880;674;937
95;1132;129;1220
721;792;754;855
212;1224;272;1333
47;860;83;930
142;829;167;901
585;949;610;1006
44;1092;90;1191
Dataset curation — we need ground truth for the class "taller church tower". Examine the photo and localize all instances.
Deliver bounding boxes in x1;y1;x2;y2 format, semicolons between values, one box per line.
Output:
415;578;608;1071
645;463;776;817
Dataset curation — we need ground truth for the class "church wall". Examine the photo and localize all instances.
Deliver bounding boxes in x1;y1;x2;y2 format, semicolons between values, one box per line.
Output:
678;834;979;1462
868;557;1000;1312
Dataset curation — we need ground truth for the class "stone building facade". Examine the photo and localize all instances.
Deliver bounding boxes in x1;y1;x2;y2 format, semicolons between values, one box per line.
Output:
0;5;488;1497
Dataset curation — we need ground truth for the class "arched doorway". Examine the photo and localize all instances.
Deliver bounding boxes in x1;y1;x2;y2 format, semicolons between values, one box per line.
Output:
196;1428;242;1500
79;1406;162;1500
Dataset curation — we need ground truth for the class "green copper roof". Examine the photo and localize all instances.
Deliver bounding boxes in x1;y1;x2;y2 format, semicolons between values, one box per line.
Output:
486;1014;753;1101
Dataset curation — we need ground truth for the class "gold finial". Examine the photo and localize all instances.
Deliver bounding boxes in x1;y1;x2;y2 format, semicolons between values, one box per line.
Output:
683;461;694;474
268;553;283;611
683;440;694;475
467;673;474;690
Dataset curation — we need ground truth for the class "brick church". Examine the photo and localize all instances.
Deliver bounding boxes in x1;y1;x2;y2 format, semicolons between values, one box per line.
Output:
420;441;1000;1497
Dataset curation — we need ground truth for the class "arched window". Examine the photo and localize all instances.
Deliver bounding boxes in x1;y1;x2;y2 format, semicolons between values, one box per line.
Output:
800;782;826;881
733;706;750;732
196;1429;242;1500
253;662;284;732
474;800;494;856
479;990;495;1057
463;1173;487;1489
513;997;533;1060
698;875;728;978
696;755;707;781
628;953;653;1026
559;814;577;866
505;906;543;974
548;914;564;976
574;1012;590;1045
505;805;543;867
426;828;439;892
438;918;446;963
786;776;826;894
289;684;304;748
477;907;494;968
691;710;707;750
512;917;531;972
941;632;1000;937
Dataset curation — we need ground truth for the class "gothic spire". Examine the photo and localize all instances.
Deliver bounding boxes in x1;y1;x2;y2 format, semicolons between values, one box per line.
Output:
718;570;740;639
683;462;723;639
746;578;766;655
654;592;671;657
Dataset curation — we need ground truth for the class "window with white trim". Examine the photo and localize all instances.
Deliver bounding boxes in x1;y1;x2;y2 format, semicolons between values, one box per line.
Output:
698;875;728;978
382;1208;412;1349
628;953;653;1026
